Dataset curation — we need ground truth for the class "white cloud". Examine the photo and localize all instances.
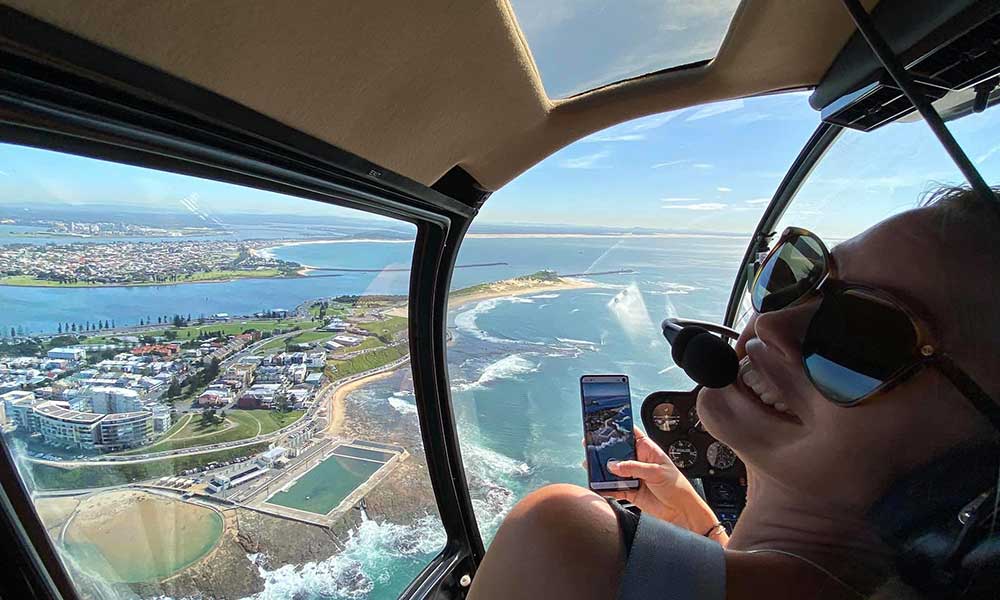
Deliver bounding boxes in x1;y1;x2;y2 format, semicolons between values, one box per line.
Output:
716;186;732;192
692;163;714;169
746;197;770;205
662;202;727;211
560;150;611;169
685;99;744;122
630;112;684;132
651;159;689;169
661;197;700;203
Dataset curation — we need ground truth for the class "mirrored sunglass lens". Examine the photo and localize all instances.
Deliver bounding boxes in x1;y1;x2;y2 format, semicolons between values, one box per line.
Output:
804;289;917;404
752;234;826;312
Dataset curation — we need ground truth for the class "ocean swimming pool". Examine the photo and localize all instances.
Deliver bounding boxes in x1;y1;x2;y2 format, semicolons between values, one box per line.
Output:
265;445;393;515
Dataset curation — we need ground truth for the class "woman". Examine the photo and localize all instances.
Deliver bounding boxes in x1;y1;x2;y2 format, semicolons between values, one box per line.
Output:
467;187;1000;600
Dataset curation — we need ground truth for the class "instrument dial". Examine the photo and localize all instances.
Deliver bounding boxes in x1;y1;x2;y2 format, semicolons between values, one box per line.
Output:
652;402;681;432
688;406;706;432
706;441;737;470
667;440;698;469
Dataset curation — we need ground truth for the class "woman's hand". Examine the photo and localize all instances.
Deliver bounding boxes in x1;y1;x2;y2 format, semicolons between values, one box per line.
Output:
600;428;727;543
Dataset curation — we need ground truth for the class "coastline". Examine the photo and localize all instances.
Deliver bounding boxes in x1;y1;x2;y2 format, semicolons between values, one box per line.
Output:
327;371;395;436
384;276;598;318
0;272;299;289
448;276;596;310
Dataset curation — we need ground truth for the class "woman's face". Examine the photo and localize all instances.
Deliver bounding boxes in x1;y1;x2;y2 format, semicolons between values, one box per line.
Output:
698;209;994;508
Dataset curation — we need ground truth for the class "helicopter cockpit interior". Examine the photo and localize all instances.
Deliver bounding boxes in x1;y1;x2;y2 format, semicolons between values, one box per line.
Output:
0;0;997;599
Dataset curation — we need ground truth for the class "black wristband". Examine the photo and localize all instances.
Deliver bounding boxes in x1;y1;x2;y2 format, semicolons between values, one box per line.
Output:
703;522;724;537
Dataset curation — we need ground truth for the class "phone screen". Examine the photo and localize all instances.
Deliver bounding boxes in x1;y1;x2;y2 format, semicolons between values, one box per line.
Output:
581;375;639;491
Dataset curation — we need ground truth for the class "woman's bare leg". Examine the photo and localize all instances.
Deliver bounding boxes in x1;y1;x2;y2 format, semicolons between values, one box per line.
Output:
467;484;626;600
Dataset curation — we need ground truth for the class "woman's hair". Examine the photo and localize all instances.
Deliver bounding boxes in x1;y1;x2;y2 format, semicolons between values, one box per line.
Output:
917;185;1000;410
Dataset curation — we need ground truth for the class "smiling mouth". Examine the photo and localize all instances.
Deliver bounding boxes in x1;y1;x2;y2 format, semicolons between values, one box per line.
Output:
738;355;803;424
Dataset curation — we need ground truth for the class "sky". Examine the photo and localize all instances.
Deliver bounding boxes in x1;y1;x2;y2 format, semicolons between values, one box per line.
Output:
508;0;741;97
1;92;998;239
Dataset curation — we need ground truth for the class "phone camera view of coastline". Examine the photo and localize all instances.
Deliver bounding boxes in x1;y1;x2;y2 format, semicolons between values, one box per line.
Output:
0;143;445;600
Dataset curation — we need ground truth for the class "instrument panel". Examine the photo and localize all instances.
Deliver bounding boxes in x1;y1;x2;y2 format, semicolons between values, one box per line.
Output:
641;388;747;531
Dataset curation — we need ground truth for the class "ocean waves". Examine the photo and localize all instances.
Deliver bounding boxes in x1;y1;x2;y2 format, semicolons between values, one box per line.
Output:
247;514;446;600
451;354;539;392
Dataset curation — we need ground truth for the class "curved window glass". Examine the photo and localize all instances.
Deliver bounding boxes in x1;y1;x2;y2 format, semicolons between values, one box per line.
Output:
446;94;818;543
731;103;999;333
0;143;444;599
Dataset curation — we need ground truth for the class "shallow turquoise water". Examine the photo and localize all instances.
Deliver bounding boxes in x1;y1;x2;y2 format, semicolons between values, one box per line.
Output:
267;454;383;515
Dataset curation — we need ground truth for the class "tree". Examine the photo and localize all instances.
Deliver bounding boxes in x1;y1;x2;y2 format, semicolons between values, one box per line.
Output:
274;390;290;413
204;357;220;381
9;327;14;338
167;379;182;398
70;323;77;332
200;408;218;425
57;323;62;334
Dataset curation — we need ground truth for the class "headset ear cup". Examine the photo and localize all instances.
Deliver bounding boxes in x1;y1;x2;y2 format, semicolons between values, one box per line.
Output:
868;444;1000;599
670;326;705;367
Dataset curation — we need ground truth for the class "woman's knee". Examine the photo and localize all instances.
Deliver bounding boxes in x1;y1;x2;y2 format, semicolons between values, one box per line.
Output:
468;484;625;600
506;483;618;540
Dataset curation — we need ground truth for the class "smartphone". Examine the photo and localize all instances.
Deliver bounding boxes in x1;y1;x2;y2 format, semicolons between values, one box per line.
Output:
580;374;640;491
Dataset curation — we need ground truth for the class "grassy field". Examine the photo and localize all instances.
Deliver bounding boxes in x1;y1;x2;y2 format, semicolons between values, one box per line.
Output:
0;269;286;288
27;443;270;490
119;410;305;455
355;316;408;339
308;303;349;318
259;329;333;352
327;345;408;380
92;318;312;342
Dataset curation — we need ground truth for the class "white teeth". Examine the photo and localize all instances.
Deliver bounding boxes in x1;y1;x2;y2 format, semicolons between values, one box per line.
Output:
739;356;796;417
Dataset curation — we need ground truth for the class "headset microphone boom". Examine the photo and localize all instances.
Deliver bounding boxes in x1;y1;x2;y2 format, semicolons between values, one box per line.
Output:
660;318;740;389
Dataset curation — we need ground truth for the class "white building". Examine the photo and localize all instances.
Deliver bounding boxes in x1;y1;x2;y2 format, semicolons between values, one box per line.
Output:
33;401;103;449
46;347;87;361
150;405;172;432
85;386;143;414
333;334;364;346
97;411;154;451
1;390;34;429
305;352;327;368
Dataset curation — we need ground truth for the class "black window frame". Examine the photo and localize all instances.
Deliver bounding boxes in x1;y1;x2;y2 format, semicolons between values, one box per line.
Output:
0;7;485;599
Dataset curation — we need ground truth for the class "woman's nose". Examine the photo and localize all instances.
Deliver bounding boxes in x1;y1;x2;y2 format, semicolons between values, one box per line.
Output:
751;301;818;362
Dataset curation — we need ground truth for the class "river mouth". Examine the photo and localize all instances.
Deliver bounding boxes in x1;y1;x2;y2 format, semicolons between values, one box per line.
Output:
61;490;224;584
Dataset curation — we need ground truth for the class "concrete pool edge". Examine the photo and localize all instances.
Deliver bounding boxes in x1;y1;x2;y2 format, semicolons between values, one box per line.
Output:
260;444;408;521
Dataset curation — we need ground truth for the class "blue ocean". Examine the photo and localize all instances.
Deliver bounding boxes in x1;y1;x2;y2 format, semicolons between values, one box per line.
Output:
2;234;750;599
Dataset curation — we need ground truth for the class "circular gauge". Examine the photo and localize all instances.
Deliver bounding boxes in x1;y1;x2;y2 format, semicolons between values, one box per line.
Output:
706;441;737;470
667;440;698;469
652;402;681;432
687;406;705;432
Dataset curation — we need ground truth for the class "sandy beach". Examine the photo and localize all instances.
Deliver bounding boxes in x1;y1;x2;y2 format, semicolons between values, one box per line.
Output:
61;489;224;583
385;276;598;318
327;371;395;436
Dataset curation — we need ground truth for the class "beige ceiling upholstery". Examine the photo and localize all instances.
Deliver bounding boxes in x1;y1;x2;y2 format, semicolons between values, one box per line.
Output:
3;0;876;192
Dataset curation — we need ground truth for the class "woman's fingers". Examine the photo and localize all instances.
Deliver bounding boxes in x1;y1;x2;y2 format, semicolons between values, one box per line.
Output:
607;460;666;483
